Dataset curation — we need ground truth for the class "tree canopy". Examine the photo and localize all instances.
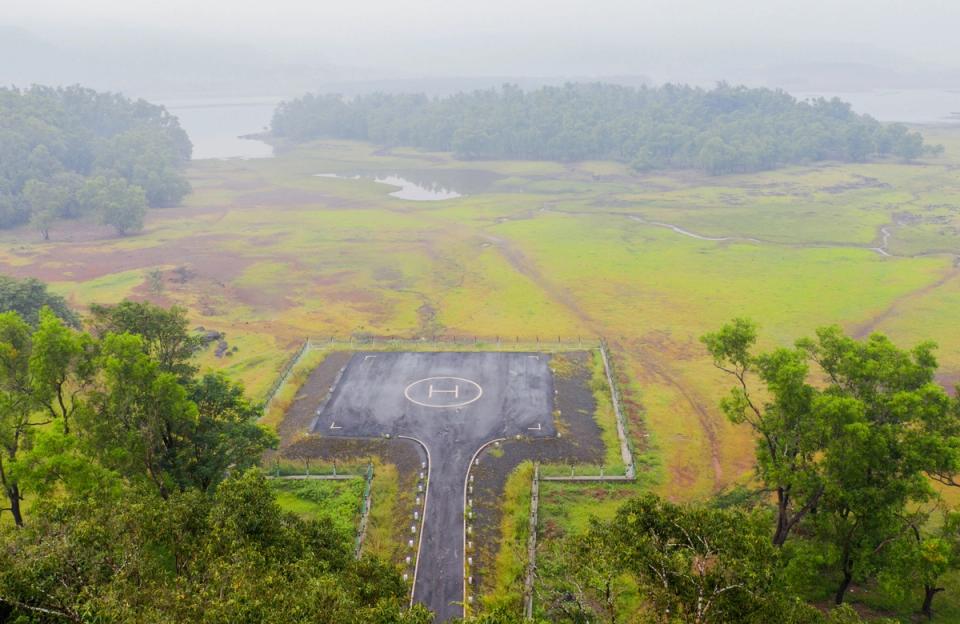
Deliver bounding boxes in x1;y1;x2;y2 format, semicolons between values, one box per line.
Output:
0;85;191;234
703;320;960;616
0;274;78;327
271;83;937;174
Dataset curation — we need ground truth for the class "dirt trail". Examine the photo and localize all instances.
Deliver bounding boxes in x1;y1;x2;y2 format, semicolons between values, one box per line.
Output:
852;266;960;339
484;233;726;488
544;207;927;259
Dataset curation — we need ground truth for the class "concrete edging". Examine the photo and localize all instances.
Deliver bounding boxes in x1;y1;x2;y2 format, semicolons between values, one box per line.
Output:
599;340;636;479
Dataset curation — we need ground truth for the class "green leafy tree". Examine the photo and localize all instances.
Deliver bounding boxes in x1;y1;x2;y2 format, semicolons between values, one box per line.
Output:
0;469;425;623
605;494;796;623
81;175;148;235
877;508;960;620
801;327;959;604
95;128;191;206
29;307;94;434
0;85;191;230
0;312;38;526
88;300;202;380
83;332;198;497
271;83;937;174
702;319;824;546
535;522;626;623
0;274;79;327
706;320;960;605
180;372;277;492
22;178;68;240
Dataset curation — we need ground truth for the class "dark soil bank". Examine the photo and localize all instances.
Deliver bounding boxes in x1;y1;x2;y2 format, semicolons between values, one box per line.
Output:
276;350;353;445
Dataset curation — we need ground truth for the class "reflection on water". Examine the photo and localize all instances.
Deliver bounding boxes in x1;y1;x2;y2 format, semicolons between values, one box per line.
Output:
314;169;500;201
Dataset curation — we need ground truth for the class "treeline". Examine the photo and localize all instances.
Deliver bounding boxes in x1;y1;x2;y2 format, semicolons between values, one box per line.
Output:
522;321;960;623
271;83;938;174
0;85;192;238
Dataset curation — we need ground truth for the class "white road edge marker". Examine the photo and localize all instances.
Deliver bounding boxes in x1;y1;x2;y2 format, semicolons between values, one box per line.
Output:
463;437;507;617
398;435;431;608
527;423;541;431
329;422;342;430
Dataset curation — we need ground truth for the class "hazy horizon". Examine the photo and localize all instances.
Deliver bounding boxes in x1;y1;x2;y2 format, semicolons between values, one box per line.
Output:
4;0;960;98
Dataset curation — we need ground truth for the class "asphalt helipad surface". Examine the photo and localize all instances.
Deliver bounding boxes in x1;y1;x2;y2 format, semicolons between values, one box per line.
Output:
311;351;555;621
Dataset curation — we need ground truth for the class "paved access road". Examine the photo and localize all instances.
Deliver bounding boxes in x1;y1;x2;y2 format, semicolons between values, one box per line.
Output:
312;352;555;622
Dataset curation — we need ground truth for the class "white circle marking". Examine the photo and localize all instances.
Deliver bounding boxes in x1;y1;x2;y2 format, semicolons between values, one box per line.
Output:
403;376;483;408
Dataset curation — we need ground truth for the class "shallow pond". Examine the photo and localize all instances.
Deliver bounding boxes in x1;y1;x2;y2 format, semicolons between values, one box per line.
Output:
314;169;500;201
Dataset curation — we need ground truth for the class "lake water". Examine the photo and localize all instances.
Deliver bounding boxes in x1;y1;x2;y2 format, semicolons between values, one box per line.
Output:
158;96;281;160
160;89;960;161
315;170;501;201
793;89;960;124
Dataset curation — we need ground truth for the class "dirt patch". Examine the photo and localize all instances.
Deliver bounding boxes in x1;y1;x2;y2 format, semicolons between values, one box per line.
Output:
821;175;891;194
0;233;252;285
471;351;604;598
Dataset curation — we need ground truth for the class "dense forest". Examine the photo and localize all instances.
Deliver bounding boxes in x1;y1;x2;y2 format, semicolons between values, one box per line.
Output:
0;283;430;623
271;83;938;174
0;85;191;236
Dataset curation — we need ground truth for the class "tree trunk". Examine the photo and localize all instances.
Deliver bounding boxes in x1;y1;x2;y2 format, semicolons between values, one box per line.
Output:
773;488;790;546
834;569;852;605
921;585;943;620
8;483;23;527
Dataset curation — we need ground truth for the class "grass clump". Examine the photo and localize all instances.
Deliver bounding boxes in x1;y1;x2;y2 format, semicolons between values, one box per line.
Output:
589;350;625;473
481;461;535;612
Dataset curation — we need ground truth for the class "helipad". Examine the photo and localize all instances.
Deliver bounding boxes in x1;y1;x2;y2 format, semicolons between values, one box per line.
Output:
311;351;555;621
403;376;483;408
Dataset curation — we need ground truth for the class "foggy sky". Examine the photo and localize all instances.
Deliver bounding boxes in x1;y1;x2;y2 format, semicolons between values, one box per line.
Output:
7;0;960;79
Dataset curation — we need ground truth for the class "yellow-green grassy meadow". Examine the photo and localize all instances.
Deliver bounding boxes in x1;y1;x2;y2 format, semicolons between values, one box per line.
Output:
4;128;959;502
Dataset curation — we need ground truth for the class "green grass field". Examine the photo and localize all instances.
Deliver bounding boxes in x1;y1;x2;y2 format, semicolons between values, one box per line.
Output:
269;478;364;536
3;129;959;504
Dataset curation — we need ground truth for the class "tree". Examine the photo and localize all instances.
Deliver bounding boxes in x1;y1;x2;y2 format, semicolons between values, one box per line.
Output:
180;372;277;492
83;332;197;497
877;507;960;620
269;84;937;174
22;179;68;240
801;327;959;604
701;319;824;547
536;520;627;623
29;307;94;434
705;320;960;605
81;175;148;235
0;85;191;231
0;274;79;327
95;128;191;206
88;300;202;380
0;312;38;526
604;494;796;624
0;469;424;623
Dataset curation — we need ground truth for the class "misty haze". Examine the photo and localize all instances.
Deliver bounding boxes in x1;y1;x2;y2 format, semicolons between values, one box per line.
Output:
1;2;960;623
